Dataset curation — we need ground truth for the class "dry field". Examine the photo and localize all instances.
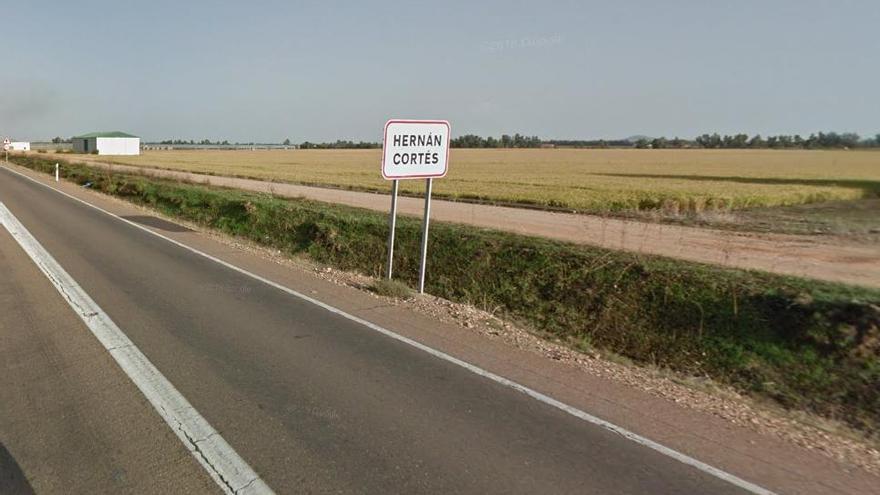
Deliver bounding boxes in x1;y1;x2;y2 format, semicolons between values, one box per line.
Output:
58;148;880;213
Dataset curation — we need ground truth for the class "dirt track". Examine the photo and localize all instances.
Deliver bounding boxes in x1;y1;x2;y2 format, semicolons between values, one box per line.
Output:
63;160;880;288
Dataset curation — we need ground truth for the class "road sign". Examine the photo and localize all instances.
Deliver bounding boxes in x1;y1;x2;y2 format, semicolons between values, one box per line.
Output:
381;119;451;293
381;120;450;180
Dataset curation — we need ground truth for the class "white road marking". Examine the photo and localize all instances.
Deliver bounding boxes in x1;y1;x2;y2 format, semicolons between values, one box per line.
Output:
2;164;776;495
0;201;273;495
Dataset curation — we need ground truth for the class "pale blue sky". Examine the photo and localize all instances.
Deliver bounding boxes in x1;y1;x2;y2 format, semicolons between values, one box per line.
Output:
2;0;878;142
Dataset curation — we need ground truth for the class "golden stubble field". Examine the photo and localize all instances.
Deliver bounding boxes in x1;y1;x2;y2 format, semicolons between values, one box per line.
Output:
63;148;880;213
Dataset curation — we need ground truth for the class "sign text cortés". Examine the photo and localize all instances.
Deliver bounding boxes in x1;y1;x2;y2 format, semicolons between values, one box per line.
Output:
382;120;450;180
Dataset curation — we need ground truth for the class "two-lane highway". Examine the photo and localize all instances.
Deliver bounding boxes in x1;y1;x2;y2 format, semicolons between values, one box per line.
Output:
0;165;759;494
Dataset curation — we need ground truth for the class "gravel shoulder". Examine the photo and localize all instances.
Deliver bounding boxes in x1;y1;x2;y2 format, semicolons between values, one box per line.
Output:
153;196;880;482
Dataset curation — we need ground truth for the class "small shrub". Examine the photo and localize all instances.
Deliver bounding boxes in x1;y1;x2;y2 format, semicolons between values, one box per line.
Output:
369;279;414;299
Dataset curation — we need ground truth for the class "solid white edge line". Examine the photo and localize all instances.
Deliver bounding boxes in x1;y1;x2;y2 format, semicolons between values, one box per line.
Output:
0;202;274;495
1;163;776;495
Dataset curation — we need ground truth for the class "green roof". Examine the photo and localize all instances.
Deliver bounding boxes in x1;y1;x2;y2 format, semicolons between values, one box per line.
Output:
74;131;138;138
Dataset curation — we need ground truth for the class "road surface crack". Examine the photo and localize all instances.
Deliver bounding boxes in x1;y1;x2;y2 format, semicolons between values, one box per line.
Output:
236;478;258;494
185;427;237;494
154;403;237;493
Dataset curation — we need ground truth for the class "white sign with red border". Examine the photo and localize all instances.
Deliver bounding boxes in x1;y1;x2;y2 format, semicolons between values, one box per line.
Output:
381;120;450;180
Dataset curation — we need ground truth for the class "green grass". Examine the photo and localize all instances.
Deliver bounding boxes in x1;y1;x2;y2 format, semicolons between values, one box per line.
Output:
369;279;414;299
14;154;880;435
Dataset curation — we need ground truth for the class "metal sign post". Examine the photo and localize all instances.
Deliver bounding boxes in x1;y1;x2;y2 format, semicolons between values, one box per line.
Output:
417;178;433;293
3;138;9;163
380;120;450;293
385;179;399;279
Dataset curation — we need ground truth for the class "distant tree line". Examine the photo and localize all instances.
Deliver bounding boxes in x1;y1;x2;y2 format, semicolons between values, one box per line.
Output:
633;137;690;149
158;139;232;145
147;138;378;148
450;133;542;148
693;132;870;149
125;131;880;150
635;132;880;150
543;139;632;148
446;131;880;149
299;140;380;149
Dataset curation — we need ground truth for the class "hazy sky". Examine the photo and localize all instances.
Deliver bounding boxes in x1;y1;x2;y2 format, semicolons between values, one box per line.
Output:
2;0;878;142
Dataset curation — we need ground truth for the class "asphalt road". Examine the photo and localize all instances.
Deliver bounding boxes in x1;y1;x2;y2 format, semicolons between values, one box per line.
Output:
0;165;752;494
0;226;217;494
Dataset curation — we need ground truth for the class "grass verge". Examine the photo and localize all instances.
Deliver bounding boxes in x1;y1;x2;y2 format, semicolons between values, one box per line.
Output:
369;279;414;299
13;155;880;436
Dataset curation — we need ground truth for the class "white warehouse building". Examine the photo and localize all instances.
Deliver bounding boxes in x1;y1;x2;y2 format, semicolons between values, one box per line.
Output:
9;142;30;151
72;131;140;155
